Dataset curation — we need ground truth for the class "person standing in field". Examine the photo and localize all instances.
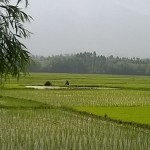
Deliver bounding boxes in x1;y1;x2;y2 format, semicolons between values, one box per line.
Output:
65;80;69;86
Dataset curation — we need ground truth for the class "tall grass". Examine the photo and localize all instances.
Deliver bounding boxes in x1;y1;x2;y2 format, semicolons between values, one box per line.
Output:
1;89;150;107
0;109;149;150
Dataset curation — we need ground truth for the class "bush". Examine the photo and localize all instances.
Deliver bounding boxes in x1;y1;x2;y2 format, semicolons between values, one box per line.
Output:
44;81;52;86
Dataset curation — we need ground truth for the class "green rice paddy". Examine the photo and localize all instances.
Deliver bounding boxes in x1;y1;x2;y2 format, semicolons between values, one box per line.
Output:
74;106;150;125
0;73;150;149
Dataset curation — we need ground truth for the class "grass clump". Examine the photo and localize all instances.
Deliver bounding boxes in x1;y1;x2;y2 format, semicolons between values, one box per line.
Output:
44;81;52;86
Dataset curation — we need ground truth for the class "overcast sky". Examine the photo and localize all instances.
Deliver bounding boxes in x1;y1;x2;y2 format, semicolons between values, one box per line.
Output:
23;0;150;58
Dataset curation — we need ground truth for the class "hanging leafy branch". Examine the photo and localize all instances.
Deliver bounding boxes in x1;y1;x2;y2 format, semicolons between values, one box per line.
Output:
0;0;32;80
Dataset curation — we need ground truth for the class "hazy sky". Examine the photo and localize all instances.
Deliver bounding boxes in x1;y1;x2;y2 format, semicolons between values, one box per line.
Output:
24;0;150;58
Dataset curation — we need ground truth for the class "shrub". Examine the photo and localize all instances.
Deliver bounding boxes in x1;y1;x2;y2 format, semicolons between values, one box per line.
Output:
44;81;52;86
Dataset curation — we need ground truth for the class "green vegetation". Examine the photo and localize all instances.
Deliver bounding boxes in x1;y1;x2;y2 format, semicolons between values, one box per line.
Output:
0;73;150;149
2;73;150;90
0;96;50;108
0;0;31;79
0;109;149;149
29;52;150;75
74;106;150;125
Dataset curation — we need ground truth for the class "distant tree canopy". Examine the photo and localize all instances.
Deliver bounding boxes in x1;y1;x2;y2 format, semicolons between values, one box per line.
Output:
28;52;150;75
0;0;31;80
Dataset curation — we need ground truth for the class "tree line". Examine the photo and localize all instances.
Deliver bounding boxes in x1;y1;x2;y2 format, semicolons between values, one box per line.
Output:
28;52;150;75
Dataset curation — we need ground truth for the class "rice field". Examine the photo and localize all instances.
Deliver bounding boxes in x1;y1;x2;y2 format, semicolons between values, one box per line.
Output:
0;73;150;149
73;106;150;125
0;109;149;150
1;89;150;107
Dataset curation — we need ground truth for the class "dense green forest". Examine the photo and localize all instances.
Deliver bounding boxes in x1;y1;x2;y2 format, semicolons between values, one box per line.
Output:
28;52;150;75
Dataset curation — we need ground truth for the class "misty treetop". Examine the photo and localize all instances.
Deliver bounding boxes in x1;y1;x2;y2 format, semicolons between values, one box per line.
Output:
28;52;150;75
